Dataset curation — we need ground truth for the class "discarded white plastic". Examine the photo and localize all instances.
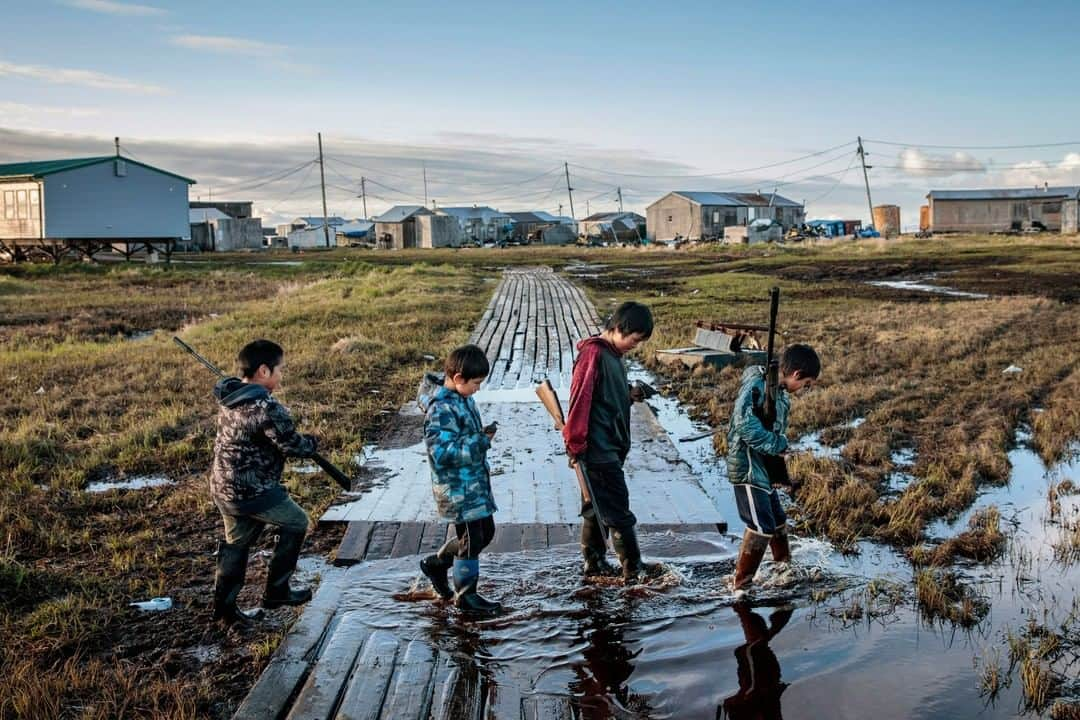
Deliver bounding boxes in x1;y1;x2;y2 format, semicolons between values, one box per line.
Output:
1003;365;1023;375
130;597;172;611
34;386;45;395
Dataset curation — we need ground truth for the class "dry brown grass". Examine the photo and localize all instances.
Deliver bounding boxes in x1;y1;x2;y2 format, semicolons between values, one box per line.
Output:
915;569;989;628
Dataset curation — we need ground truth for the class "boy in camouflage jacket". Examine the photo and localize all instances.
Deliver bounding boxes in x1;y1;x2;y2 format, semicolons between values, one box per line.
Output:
210;339;319;625
419;344;501;615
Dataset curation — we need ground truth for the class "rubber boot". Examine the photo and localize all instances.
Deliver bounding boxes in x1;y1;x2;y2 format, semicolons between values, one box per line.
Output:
610;525;646;583
732;529;771;592
420;538;458;600
581;514;617;577
452;559;502;615
213;542;263;626
262;530;312;609
770;526;792;564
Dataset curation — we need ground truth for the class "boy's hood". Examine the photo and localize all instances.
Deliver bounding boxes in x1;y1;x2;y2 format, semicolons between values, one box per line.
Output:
577;335;620;356
416;372;445;413
214;377;270;408
739;364;767;388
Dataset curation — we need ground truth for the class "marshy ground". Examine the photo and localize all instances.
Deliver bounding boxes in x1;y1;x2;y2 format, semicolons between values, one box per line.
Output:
1;235;1078;718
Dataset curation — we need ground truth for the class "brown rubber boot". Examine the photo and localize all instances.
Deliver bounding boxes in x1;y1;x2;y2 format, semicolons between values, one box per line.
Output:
732;529;771;592
769;526;792;564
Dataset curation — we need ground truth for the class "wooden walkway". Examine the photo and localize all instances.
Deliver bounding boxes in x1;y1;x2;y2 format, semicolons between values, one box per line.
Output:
234;267;726;719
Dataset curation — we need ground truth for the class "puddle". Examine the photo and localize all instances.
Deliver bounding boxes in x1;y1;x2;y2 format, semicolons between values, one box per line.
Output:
124;330;154;341
867;277;990;299
323;362;1080;717
85;475;175;493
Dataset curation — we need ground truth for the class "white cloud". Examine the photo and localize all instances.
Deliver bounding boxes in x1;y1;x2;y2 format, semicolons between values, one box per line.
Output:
998;153;1080;187
61;0;166;16
0;103;101;124
0;60;165;94
170;34;276;56
897;148;986;176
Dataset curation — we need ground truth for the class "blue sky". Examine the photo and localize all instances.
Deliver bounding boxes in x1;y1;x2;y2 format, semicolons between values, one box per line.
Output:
3;0;1080;226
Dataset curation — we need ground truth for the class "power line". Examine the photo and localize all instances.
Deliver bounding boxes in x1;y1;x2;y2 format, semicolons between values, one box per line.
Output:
864;138;1080;150
213;160;317;194
567;140;855;179
804;152;859;204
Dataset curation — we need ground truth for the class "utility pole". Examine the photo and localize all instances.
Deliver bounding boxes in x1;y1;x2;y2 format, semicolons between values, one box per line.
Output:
359;176;368;219
617;186;624;213
857;136;874;228
114;136;120;157
558;203;563;217
423;162;429;208
564;162;575;219
586;200;590;217
317;132;331;248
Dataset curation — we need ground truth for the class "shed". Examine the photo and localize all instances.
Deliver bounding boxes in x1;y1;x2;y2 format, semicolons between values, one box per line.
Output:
371;205;434;249
439;206;510;243
926;186;1080;234
579;212;645;242
0;155;195;261
189;205;263;252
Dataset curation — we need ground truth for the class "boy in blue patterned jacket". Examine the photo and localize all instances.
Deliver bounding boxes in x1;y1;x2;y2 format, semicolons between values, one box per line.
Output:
419;344;501;615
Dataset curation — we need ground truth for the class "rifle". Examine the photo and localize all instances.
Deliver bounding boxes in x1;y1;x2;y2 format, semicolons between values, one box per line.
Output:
172;336;353;492
535;379;610;534
753;288;792;489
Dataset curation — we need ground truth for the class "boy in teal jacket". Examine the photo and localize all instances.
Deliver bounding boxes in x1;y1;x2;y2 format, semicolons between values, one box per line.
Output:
726;344;820;594
419;344;501;615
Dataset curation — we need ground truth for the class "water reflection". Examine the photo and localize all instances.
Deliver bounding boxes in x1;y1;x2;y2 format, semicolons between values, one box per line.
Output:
571;597;654;719
718;603;793;720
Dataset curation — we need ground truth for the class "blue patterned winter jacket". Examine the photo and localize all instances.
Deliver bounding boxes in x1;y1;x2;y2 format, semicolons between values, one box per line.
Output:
424;386;497;523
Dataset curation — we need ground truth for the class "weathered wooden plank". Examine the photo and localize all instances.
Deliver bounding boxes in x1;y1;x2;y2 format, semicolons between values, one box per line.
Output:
486;524;524;554
546;523;576;547
334;631;400;720
522;695;574;720
377;640;438;720
431;659;482;720
418;521;449;555
334;522;375;566
520;523;547;551
637;523;723;535
389;521;426;558
363;522;400;561
426;653;459;720
286;611;371;720
233;572;349;719
484;680;522;720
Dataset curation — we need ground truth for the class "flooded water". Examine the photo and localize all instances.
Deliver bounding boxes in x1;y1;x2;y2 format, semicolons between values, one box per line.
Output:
85;474;175;492
324;358;1080;717
867;277;991;299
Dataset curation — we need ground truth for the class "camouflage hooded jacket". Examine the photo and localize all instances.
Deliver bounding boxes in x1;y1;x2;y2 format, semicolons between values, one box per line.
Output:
210;377;317;515
423;384;497;523
725;365;790;491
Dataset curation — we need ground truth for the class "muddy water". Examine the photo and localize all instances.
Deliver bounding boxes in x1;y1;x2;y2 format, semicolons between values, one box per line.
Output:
339;368;1079;718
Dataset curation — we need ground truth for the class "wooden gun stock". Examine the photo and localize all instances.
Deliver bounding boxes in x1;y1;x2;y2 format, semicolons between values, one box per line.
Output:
534;379;592;504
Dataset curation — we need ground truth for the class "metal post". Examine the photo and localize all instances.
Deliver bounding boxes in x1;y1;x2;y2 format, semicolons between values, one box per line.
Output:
564;162;575;219
360;177;368;219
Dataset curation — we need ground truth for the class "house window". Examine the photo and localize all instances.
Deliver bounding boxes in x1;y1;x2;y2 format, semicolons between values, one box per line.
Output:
16;190;28;220
1044;202;1061;214
29;189;39;216
667;215;672;222
724;211;737;225
712;211;720;224
1012;202;1027;220
2;191;12;219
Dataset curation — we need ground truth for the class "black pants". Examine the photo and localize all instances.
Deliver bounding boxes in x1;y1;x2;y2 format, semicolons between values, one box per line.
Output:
453;515;496;559
583;461;637;530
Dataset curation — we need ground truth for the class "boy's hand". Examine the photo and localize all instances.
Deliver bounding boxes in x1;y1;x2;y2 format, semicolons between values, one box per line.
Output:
484;421;498;439
629;380;657;403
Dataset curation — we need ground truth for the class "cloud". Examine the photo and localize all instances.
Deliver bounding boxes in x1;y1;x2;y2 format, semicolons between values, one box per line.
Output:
997;153;1080;188
896;148;986;176
0;102;101;121
0;60;165;94
60;0;166;16
170;34;276;56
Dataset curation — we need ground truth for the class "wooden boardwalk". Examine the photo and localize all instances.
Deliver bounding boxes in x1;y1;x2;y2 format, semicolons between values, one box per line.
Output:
234;267;726;719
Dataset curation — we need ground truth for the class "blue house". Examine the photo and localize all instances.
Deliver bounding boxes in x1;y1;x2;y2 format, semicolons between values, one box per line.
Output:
0;155;195;261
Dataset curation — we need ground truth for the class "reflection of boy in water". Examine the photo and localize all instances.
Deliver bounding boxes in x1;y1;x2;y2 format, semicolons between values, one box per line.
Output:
718;603;793;720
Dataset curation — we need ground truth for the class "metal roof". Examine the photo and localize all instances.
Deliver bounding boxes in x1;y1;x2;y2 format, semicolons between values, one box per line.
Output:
927;187;1080;201
506;211;545;223
371;205;431;223
581;211;644;222
295;215;347;226
440;206;508;222
666;191;803;207
0;156;196;184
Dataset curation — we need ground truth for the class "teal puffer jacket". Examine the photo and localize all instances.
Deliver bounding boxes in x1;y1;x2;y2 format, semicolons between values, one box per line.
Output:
424;386;497;523
726;365;790;490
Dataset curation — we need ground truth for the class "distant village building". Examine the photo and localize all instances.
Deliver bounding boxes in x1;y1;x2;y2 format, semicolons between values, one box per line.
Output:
285;216;348;249
579;212;645;243
276;215;347;239
807;219;862;237
646;191;805;243
0;155;194;261
372;205;436;249
189;200;263;252
505;211;578;244
926;186;1080;234
439;206;510;243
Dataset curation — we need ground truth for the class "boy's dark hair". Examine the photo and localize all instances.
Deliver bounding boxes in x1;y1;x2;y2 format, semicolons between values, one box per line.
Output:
238;339;284;379
445;344;490;381
606;301;654;339
780;344;821;379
